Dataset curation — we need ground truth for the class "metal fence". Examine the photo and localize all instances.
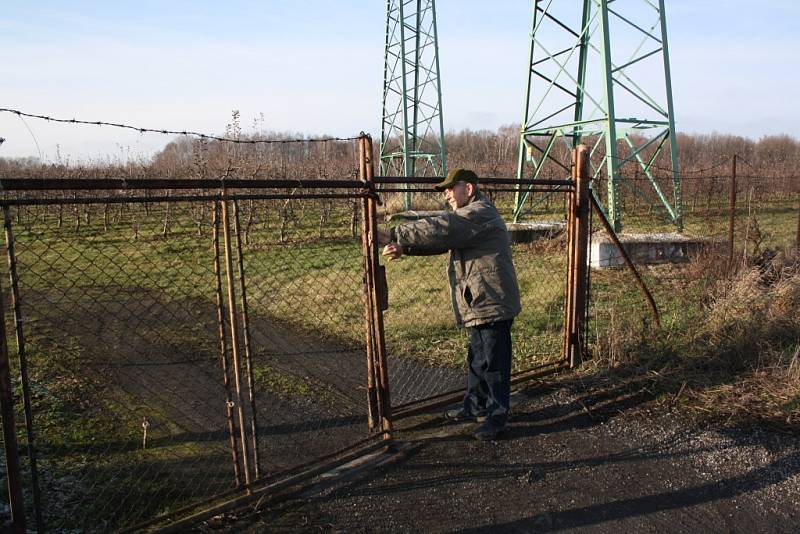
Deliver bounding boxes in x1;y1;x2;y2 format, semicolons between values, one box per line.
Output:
0;185;382;532
9;140;793;530
0;137;592;531
586;168;800;366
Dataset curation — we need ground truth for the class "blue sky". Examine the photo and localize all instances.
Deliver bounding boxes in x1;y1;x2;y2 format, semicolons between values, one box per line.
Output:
1;1;798;161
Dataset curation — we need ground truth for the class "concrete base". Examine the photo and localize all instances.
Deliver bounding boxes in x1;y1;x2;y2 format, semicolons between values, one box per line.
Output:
590;232;725;268
507;221;566;244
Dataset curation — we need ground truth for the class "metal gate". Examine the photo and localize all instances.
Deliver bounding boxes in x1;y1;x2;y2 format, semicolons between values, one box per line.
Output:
0;136;591;531
360;139;591;419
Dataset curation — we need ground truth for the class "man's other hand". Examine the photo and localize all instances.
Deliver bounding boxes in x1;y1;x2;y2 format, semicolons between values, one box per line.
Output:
382;243;404;261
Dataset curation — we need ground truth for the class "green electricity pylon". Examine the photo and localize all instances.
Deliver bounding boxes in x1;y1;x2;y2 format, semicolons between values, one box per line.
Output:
514;0;682;232
380;0;446;209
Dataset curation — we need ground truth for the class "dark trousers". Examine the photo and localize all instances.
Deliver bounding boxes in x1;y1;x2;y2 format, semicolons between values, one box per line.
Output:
462;319;513;429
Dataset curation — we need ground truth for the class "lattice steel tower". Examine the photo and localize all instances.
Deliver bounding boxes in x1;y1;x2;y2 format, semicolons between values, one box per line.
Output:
514;0;682;231
381;0;446;209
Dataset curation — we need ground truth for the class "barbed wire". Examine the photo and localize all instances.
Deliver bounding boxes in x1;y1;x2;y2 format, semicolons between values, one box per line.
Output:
0;108;362;144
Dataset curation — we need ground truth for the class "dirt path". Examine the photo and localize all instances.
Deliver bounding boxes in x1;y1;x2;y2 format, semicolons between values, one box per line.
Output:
213;376;800;533
22;285;460;482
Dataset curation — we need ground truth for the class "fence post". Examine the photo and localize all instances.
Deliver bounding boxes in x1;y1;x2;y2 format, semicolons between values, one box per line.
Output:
3;207;44;530
220;193;253;487
728;154;737;268
232;200;261;480
366;136;392;432
0;274;26;533
567;145;591;368
212;202;243;487
358;137;379;430
574;145;591;367
563;153;577;363
360;135;392;432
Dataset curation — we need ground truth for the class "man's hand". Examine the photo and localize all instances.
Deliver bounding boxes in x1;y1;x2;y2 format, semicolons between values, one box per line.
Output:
382;243;404;261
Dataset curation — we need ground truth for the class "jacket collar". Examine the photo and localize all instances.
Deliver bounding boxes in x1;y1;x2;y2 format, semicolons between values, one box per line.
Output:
467;189;483;205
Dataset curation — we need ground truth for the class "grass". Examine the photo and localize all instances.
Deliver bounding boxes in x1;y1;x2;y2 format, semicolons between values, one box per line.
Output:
251;359;340;404
1;202;370;529
380;237;569;369
620;198;798;248
9;325;233;531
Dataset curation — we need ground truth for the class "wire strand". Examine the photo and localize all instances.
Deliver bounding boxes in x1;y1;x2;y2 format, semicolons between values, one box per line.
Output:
16;114;43;160
0;108;362;145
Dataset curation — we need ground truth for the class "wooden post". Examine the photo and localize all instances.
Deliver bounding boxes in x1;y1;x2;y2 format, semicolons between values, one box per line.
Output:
232;200;261;480
571;146;591;367
566;146;591;368
564;145;591;368
220;194;252;487
212;201;243;487
563;151;577;363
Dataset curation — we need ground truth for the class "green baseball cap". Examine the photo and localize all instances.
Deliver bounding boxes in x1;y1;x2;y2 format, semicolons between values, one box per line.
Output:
434;168;479;191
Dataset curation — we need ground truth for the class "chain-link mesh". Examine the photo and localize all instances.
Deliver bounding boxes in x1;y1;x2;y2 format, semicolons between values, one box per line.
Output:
378;186;571;408
0;191;375;531
230;197;371;475
5;168;790;528
1;200;234;531
587;173;800;363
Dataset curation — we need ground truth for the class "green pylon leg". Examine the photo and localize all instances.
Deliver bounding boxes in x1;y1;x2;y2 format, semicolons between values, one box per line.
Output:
381;0;446;212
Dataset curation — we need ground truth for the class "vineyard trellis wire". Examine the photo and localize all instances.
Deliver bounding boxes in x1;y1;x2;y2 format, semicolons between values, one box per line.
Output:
0;136;593;531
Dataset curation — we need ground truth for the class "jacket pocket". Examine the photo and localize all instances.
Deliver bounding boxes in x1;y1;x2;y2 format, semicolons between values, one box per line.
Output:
467;270;503;310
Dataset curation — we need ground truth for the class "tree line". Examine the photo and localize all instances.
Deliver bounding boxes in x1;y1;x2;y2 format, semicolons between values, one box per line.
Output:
0;127;798;186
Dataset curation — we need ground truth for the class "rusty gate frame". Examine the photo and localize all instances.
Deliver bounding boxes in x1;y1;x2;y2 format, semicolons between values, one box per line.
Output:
359;137;592;421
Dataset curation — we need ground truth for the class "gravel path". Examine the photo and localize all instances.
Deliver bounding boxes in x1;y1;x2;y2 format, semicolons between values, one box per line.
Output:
214;377;800;533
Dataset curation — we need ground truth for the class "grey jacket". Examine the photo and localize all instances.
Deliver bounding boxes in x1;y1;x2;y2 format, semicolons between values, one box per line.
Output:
390;192;522;328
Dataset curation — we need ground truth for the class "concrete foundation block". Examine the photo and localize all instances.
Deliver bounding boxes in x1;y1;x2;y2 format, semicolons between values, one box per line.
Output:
590;233;725;268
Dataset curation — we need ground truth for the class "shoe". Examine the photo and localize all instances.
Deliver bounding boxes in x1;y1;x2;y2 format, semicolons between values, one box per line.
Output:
443;408;486;423
473;422;504;441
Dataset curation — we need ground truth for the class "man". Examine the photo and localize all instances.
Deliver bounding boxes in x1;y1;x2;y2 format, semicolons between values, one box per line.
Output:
377;168;521;440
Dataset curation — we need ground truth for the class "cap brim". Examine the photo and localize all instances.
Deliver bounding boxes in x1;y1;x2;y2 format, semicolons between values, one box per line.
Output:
433;178;454;191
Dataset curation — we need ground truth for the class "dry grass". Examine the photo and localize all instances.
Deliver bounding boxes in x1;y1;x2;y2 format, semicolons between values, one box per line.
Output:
683;251;800;427
588;248;800;429
704;250;800;357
